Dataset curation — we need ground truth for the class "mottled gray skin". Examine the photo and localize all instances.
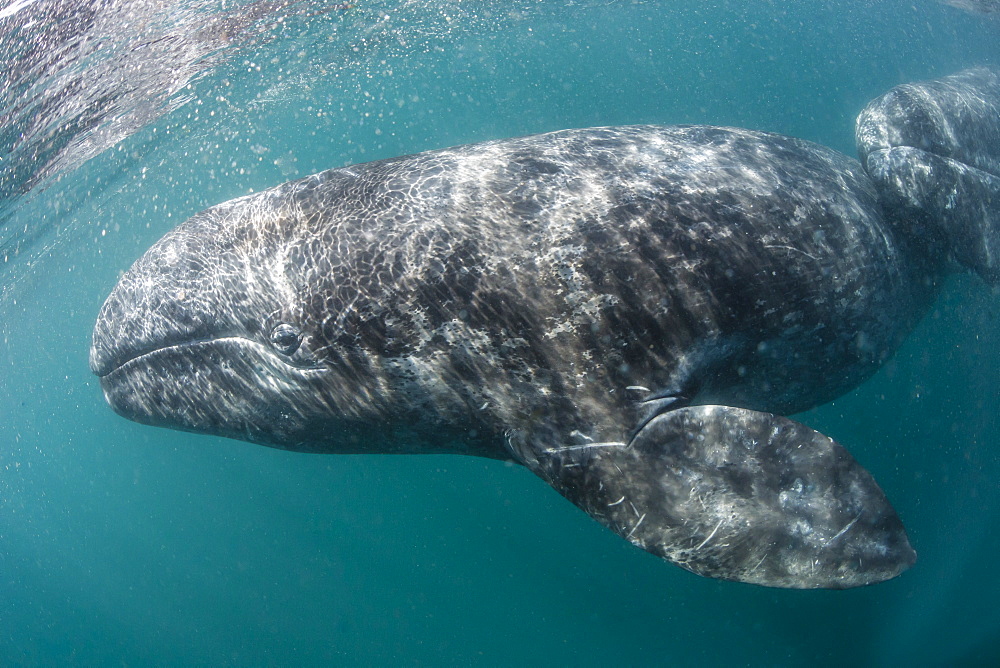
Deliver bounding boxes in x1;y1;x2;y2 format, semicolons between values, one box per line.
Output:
92;126;934;447
517;406;912;587
102;72;1000;588
92;124;934;589
858;68;1000;282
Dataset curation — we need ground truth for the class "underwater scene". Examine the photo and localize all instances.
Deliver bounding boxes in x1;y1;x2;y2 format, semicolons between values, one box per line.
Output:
2;0;1000;664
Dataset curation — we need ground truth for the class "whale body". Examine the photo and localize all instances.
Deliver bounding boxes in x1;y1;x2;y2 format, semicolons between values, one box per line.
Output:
92;69;1000;589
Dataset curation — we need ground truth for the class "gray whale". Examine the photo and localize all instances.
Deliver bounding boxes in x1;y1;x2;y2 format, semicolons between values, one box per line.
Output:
92;69;1000;589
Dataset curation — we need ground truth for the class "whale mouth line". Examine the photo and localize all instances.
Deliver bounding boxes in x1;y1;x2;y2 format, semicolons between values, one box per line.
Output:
95;336;256;378
95;336;326;379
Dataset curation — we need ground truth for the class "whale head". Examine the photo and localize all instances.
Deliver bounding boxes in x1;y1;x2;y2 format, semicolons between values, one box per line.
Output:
90;179;392;453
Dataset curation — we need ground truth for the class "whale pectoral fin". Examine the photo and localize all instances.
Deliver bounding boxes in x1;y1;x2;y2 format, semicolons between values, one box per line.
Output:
518;405;915;589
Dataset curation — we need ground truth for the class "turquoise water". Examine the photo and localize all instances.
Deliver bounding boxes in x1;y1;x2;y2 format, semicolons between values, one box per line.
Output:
2;0;1000;664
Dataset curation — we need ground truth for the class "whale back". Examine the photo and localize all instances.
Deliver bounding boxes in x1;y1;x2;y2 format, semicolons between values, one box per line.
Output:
857;68;1000;282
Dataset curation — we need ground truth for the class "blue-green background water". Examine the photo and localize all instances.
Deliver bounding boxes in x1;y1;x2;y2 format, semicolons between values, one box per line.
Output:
2;0;999;664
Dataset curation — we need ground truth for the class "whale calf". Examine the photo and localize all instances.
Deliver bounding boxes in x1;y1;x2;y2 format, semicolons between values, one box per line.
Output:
92;69;1000;589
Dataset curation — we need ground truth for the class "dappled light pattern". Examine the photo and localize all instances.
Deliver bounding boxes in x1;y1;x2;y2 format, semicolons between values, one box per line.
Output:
94;122;942;588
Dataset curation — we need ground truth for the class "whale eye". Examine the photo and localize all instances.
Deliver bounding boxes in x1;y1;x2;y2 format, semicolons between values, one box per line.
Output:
269;323;302;356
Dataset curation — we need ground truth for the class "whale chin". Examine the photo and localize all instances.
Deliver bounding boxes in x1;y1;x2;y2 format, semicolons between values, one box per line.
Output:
98;337;340;452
